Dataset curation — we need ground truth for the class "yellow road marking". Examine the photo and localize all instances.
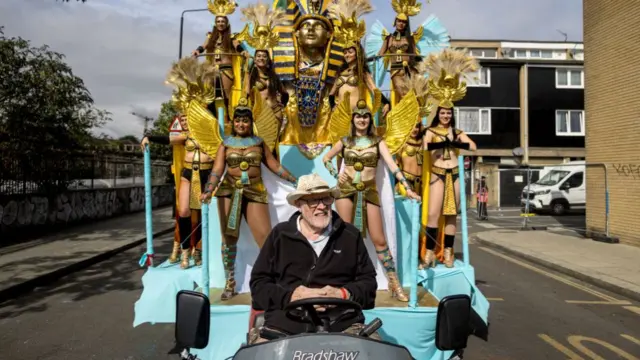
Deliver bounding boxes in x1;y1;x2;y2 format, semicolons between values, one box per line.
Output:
568;335;639;360
621;334;640;346
486;297;504;301
478;247;624;303
623;306;640;316
538;334;584;359
566;300;632;305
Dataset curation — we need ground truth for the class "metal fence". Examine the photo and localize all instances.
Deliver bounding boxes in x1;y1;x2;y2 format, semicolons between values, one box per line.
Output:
0;152;172;196
467;162;609;240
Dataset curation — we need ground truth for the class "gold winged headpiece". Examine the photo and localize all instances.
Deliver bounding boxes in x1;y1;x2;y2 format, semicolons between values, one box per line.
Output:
329;90;420;155
392;0;424;21
237;2;287;55
327;0;374;50
422;47;479;109
207;0;237;17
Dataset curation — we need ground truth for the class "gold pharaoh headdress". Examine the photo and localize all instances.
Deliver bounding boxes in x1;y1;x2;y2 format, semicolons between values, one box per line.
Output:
165;57;217;113
327;0;374;50
399;75;434;119
352;99;372;117
238;2;287;52
422;47;479;109
391;0;424;21
207;0;237;17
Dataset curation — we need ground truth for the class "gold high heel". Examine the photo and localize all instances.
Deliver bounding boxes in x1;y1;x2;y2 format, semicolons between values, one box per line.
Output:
180;249;190;269
221;272;237;301
387;271;409;302
193;249;202;266
443;247;455;268
419;249;436;269
168;242;180;264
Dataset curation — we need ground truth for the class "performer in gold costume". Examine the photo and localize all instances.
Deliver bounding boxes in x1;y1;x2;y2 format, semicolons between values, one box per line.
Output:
419;48;478;268
322;88;421;302
197;96;297;301
326;0;390;117
140;114;212;269
395;122;424;196
238;2;290;154
395;73;434;197
376;0;425;104
191;0;250;119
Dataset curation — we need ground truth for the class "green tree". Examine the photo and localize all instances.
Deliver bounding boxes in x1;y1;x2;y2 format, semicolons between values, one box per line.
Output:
0;26;111;193
146;100;179;160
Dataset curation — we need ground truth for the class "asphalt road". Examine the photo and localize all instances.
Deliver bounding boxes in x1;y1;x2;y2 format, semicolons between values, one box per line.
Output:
1;212;639;360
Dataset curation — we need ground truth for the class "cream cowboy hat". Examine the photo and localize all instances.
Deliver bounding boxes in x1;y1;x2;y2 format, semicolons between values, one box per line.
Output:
286;173;341;206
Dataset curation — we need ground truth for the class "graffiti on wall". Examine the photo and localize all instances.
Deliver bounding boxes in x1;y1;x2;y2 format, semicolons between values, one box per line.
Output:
612;164;640;180
0;185;173;231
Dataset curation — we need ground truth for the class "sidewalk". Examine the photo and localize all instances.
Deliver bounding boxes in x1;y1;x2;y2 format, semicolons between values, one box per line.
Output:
0;207;175;302
474;230;640;302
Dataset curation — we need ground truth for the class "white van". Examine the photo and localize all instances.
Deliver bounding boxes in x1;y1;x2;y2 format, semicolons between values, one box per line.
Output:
520;161;586;215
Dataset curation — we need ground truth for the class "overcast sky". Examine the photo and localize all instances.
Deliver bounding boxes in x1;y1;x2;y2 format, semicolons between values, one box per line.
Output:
0;0;583;138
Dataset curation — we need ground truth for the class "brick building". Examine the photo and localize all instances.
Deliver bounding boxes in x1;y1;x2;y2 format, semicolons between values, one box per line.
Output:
584;1;640;246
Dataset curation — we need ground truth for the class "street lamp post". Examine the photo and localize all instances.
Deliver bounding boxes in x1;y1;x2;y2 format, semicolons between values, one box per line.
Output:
179;8;209;59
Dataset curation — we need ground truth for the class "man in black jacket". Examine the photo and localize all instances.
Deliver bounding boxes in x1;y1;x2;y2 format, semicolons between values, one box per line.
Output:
249;174;379;344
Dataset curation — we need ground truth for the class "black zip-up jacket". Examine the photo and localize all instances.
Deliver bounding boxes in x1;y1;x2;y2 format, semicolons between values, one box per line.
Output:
249;210;378;335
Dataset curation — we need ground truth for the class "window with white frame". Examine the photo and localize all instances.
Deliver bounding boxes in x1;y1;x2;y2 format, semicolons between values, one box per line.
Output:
455;108;491;135
469;48;497;58
556;68;583;88
467;67;490;87
555;110;584;136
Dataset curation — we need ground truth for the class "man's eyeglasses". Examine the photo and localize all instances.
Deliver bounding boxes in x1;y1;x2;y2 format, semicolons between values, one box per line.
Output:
301;197;334;207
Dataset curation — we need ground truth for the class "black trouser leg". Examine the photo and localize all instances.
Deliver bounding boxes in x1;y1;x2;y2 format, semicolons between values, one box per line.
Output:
444;234;455;248
426;227;438;250
178;216;192;250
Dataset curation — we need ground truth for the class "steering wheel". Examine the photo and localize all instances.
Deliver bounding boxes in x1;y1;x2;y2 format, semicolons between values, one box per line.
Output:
284;298;362;333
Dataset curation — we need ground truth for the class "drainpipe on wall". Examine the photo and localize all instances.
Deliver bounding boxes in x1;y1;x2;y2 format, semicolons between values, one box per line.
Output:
523;63;529;165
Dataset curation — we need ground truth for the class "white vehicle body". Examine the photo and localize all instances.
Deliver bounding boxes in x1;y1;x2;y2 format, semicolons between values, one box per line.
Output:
521;161;586;215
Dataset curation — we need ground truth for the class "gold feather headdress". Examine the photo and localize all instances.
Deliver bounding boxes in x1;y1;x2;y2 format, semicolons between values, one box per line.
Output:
327;0;374;50
238;2;287;53
399;75;434;119
207;0;237;17
392;0;424;21
164;57;217;114
421;47;479;109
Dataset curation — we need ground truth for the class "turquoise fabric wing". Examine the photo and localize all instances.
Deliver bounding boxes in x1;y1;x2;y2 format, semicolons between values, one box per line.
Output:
415;14;450;57
365;20;388;88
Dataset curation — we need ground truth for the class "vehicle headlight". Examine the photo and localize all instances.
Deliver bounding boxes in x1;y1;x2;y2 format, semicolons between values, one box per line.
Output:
535;189;550;195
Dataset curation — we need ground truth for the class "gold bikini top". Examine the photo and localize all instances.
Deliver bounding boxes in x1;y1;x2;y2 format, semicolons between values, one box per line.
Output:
341;137;380;170
226;150;263;170
400;138;423;165
254;74;269;91
389;41;409;54
185;136;198;152
427;126;462;143
334;68;359;91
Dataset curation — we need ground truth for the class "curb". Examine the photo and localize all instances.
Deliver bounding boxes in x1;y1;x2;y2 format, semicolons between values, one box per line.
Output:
473;235;640;303
0;227;175;304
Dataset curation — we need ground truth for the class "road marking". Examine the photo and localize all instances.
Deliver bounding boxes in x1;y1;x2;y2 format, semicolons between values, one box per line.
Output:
565;300;632;305
478;247;629;304
540;334;640;360
621;334;640;346
568;335;639;360
475;223;499;229
623;306;640;316
538;334;584;359
486;297;504;301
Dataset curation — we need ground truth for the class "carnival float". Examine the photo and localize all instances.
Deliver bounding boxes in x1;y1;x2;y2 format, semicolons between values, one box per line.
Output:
134;0;490;358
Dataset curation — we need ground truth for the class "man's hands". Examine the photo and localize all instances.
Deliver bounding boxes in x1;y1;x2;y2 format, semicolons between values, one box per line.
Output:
290;285;347;311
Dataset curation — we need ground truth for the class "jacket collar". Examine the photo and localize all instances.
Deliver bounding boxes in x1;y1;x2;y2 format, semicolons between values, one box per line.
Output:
282;210;345;240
